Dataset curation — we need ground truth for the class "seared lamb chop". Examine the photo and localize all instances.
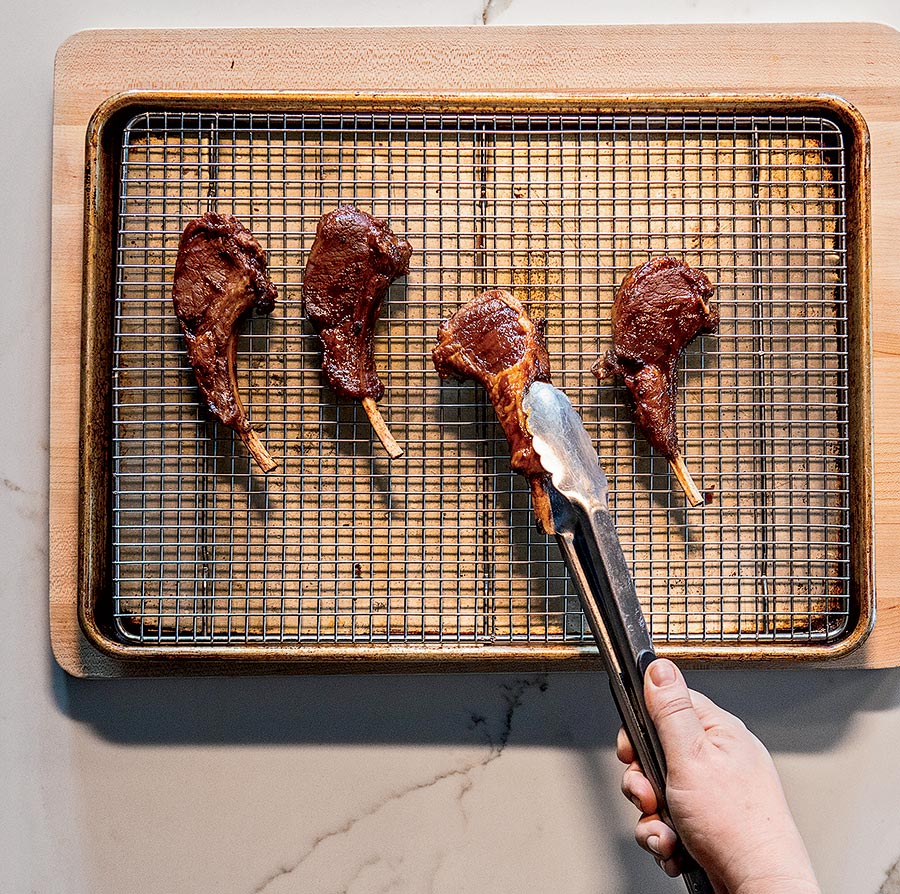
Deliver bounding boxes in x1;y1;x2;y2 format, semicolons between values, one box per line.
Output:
172;212;278;473
303;205;412;459
593;256;718;506
432;289;554;531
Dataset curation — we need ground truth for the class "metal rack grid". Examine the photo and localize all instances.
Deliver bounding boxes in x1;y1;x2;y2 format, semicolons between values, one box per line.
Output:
109;107;851;648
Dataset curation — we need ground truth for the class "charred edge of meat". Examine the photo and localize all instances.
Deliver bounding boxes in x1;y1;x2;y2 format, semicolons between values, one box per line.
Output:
432;289;554;531
302;205;412;402
177;212;277;320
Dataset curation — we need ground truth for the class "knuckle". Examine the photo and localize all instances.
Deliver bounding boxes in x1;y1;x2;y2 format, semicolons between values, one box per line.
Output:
681;731;707;765
621;768;645;801
652;694;695;723
616;728;633;762
729;712;748;731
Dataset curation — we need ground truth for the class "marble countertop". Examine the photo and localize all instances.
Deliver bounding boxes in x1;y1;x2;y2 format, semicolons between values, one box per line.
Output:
5;2;900;892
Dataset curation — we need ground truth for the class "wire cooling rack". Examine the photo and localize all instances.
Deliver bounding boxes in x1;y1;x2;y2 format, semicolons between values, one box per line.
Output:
109;105;852;649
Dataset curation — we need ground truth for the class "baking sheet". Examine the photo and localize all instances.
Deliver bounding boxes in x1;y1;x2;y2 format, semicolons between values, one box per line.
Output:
83;97;865;659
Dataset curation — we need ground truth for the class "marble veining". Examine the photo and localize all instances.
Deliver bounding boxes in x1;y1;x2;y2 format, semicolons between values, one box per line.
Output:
253;677;548;893
481;0;514;26
881;857;900;894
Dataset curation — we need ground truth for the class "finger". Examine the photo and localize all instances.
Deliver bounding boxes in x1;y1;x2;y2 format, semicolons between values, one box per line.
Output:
635;816;678;860
622;761;658;814
616;726;636;765
643;659;706;764
660;854;683;878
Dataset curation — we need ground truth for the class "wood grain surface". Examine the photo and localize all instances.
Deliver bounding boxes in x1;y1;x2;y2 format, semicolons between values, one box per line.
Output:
50;24;900;676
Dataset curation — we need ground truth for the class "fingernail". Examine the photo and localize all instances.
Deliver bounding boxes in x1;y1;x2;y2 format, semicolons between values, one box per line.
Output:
648;660;676;687
647;835;661;856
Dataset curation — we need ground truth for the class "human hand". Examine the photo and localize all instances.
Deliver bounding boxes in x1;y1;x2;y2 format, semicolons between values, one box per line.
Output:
617;659;820;894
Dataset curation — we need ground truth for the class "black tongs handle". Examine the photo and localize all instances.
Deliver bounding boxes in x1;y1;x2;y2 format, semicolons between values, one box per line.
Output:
557;504;714;894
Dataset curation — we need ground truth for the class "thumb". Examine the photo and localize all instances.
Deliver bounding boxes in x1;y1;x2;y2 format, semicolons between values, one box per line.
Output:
644;659;705;765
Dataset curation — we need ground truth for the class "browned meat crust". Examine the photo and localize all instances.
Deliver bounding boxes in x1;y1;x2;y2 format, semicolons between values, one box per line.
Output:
433;289;553;529
172;211;278;472
593;257;718;459
303;205;412;401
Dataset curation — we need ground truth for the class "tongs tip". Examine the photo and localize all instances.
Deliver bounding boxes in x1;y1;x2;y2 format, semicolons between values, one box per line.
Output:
523;382;609;513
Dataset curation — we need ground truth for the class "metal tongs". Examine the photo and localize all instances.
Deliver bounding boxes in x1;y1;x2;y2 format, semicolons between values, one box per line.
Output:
523;382;714;894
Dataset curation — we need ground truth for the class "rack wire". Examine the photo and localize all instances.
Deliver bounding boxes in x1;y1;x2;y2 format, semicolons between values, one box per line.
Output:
109;106;851;649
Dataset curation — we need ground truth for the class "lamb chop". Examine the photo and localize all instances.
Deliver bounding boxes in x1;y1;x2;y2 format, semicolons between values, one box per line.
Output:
303;205;412;459
592;256;718;506
432;289;554;531
172;211;278;473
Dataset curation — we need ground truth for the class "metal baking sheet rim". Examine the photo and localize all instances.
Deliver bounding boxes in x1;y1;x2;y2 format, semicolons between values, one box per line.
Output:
76;89;876;668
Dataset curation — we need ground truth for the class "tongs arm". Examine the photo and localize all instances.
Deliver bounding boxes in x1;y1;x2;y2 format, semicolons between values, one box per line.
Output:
552;489;714;894
522;381;713;893
553;493;666;797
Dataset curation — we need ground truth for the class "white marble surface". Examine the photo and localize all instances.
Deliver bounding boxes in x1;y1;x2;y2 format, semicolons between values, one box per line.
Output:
5;2;900;893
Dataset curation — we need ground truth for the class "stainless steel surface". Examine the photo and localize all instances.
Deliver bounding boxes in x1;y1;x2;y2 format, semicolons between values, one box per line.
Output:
525;381;710;891
525;382;661;790
524;380;611;511
109;105;852;650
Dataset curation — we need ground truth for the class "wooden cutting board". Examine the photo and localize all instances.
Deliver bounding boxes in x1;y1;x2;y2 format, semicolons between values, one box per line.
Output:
50;24;900;676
